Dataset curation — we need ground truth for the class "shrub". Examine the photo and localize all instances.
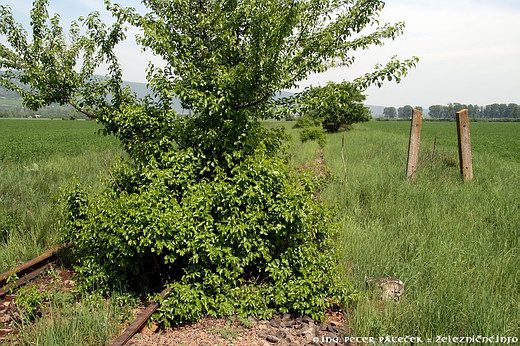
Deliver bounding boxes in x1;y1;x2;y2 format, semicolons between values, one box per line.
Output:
64;144;351;324
283;82;372;133
300;126;327;148
293;115;321;129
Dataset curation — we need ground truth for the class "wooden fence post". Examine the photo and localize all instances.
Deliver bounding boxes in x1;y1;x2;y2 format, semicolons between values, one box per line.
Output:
406;108;423;181
456;109;473;181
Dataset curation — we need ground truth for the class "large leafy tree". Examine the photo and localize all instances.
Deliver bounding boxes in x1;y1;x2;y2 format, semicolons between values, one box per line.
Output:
1;0;417;324
1;0;418;145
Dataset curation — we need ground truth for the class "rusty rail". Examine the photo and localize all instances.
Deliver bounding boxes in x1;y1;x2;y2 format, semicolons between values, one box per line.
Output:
1;245;170;346
0;245;66;298
111;287;172;346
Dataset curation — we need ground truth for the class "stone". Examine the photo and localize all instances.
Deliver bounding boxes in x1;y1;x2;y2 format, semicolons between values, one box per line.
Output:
257;323;269;330
266;335;280;343
280;320;295;328
292;322;303;330
297;323;316;338
141;323;159;335
329;320;341;327
366;277;405;302
274;330;287;339
302;316;313;324
64;279;76;287
270;317;281;328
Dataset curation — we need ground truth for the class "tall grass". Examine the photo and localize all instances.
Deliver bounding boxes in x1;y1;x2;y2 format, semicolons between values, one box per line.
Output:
315;121;519;337
0;119;122;272
14;292;135;346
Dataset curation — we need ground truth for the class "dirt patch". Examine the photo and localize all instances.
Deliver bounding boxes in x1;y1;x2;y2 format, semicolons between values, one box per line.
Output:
129;310;350;346
298;149;331;182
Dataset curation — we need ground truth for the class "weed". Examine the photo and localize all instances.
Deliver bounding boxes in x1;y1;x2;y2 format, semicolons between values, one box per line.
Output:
16;285;48;321
16;293;136;346
234;315;254;329
46;267;62;282
210;320;239;341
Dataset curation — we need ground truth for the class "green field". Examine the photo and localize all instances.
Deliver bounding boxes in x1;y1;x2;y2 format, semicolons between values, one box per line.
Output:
0;119;122;272
1;119;518;341
318;121;519;338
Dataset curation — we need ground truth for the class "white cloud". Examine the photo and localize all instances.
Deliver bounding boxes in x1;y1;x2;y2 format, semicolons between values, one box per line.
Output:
301;0;520;106
2;0;519;106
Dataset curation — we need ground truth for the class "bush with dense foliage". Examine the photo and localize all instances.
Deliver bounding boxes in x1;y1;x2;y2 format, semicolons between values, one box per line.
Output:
66;139;348;323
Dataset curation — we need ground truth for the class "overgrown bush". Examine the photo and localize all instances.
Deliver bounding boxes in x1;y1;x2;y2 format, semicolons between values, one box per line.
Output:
300;126;327;148
280;82;372;133
64;133;350;324
293;115;322;129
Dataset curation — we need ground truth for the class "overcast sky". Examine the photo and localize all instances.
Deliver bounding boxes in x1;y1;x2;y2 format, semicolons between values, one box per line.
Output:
2;0;519;107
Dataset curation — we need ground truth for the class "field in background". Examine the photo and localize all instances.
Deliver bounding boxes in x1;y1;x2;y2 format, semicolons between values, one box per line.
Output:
0;119;122;272
1;119;518;340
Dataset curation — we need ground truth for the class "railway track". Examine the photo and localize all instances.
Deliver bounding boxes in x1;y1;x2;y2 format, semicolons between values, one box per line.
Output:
111;287;171;346
0;246;65;299
0;246;69;341
0;245;171;345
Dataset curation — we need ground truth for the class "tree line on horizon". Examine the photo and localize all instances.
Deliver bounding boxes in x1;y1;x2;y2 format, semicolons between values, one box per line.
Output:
383;103;520;119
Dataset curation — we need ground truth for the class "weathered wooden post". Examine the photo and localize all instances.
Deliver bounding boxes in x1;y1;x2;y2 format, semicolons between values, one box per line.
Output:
406;108;423;180
456;109;473;181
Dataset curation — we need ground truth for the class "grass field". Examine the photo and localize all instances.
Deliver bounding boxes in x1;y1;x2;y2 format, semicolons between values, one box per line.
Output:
316;121;519;338
0;119;122;272
1;119;518;342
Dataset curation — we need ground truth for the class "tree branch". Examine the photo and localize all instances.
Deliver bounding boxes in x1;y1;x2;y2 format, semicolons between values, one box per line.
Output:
68;100;97;119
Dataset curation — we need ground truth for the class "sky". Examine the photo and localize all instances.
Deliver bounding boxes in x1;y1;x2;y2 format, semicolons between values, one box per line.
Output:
1;0;519;108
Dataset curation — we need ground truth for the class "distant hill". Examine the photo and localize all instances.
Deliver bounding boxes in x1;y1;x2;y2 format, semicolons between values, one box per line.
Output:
366;105;385;117
1;81;387;117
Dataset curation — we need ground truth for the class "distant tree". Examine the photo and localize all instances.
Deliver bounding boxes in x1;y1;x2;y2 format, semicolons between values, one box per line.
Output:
507;103;520;118
427;103;520;120
398;105;413;118
383;106;397;118
467;104;481;118
287;82;371;133
485;104;500;118
498;104;508;118
428;105;445;119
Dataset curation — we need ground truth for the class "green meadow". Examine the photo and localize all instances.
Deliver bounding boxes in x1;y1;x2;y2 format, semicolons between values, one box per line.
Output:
1;119;518;340
312;121;518;338
0;119;122;272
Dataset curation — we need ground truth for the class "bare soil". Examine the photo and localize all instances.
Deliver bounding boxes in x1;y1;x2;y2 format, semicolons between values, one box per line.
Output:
129;310;349;346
